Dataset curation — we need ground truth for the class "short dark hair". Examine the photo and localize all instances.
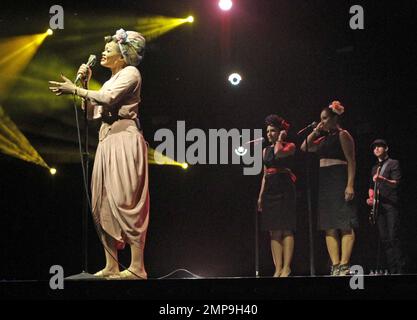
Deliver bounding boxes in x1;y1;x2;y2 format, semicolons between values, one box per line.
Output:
371;139;388;150
265;114;290;131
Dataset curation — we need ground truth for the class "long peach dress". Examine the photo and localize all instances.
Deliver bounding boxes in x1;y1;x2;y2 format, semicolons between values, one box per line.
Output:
84;66;149;248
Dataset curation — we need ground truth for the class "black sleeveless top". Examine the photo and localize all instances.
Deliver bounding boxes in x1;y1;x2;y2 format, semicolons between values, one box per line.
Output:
263;145;293;169
316;129;346;161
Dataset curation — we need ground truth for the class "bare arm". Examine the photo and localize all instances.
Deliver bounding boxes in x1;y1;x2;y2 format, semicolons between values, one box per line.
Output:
375;160;401;187
274;141;296;158
258;148;267;198
340;130;356;201
258;170;266;200
80;81;98;120
258;149;267;211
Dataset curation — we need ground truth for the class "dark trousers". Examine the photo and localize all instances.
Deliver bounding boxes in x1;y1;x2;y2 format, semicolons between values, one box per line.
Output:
377;205;406;274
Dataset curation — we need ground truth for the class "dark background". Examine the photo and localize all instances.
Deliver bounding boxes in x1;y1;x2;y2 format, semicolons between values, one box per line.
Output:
1;0;416;280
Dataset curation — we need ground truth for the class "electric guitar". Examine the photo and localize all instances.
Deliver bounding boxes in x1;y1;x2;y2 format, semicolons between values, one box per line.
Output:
369;165;381;225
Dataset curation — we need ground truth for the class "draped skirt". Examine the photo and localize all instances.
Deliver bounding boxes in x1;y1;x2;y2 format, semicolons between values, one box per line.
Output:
91;121;150;249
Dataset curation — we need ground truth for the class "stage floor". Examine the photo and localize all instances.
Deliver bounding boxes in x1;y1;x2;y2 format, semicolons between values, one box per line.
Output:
1;275;416;300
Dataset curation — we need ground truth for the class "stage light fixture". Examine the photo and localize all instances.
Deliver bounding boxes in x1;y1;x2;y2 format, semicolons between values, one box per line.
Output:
219;0;233;11
228;73;242;86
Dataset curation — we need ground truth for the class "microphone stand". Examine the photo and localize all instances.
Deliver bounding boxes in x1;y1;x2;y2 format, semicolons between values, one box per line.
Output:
301;130;316;276
82;78;90;275
255;202;260;278
66;78;96;280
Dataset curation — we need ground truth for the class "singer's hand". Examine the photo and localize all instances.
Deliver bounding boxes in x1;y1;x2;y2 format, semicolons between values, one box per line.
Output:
48;74;76;96
314;121;324;134
77;64;92;83
373;174;386;183
278;130;287;142
366;197;374;206
345;186;355;201
257;197;262;212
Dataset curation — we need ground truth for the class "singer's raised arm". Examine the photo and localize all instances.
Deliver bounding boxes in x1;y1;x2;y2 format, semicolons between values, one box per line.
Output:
77;66;141;119
300;130;322;152
274;141;295;158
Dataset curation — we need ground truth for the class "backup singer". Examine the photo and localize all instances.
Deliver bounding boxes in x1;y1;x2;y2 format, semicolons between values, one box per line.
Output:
301;101;357;276
258;115;296;277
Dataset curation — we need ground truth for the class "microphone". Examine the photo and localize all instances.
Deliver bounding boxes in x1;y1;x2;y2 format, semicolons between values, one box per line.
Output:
297;121;318;135
75;55;96;83
245;137;265;144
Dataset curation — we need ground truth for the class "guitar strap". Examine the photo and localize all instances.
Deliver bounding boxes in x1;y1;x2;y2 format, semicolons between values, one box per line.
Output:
379;158;391;177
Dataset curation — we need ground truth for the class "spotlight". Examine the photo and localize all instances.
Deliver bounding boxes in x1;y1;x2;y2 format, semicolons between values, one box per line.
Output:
219;0;233;11
186;16;194;23
50;167;57;175
46;29;53;36
182;163;189;169
228;73;242;86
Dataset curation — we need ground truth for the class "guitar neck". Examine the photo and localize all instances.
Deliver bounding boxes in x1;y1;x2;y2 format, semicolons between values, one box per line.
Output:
374;166;382;192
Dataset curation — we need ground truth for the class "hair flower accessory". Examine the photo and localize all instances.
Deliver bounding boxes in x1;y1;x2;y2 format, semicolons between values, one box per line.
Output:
114;28;129;44
104;29;146;66
329;100;345;115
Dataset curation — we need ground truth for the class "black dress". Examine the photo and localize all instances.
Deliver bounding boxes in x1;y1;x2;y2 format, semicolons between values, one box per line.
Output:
316;130;358;230
261;145;296;231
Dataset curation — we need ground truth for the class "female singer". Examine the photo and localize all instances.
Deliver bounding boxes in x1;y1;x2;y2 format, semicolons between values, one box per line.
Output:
49;29;149;279
258;115;296;277
301;101;357;276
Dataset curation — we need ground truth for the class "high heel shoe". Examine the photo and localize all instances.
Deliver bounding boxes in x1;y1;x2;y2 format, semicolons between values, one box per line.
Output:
330;264;340;276
338;264;350;276
279;268;291;277
273;270;282;277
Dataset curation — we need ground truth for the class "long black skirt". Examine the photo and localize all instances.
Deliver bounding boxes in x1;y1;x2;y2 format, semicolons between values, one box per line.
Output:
318;164;358;230
261;173;296;231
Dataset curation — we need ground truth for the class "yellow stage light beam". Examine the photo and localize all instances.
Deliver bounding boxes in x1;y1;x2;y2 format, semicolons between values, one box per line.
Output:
0;30;51;101
136;16;194;41
0;105;49;169
2;53;102;122
148;147;189;169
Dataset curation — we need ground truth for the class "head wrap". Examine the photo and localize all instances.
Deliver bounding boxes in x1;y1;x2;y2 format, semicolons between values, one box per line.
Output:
105;28;146;66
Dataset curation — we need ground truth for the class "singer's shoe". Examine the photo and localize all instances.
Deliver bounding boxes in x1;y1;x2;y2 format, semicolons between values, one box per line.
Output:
108;269;147;280
279;268;291;277
330;264;340;276
273;270;282;278
93;269;119;279
339;264;351;276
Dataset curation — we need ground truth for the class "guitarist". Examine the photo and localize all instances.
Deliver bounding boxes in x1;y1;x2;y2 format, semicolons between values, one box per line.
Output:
366;139;405;274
